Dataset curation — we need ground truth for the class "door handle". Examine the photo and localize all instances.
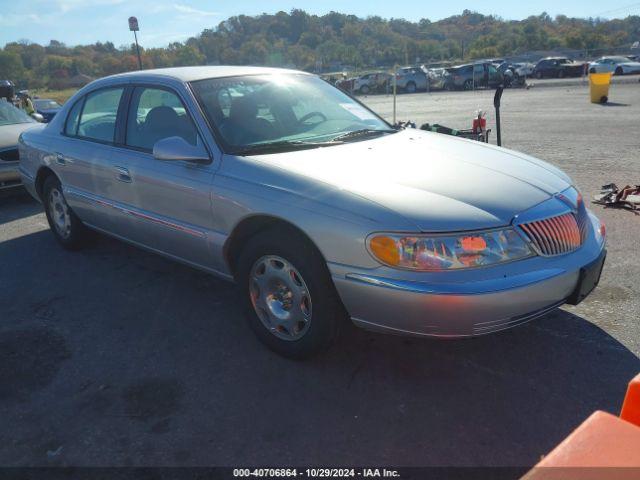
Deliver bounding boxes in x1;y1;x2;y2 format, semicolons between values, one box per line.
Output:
55;153;66;166
114;166;132;183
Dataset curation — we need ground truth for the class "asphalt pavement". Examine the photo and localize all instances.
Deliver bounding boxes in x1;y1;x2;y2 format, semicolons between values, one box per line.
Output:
1;81;639;467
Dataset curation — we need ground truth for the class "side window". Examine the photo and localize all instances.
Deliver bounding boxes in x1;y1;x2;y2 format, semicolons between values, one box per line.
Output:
64;98;83;136
126;87;198;151
473;64;484;75
77;88;124;143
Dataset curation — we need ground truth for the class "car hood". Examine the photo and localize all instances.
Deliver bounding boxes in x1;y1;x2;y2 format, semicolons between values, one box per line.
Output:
249;130;572;232
0;122;38;149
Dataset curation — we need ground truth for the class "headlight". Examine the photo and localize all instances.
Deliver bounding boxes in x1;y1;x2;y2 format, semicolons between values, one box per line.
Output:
368;228;533;271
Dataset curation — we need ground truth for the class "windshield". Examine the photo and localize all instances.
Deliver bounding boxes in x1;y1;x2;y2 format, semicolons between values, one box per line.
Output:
34;99;62;110
191;74;392;153
0;101;35;126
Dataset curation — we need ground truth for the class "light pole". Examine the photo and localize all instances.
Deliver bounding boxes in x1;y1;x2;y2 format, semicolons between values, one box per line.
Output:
128;16;143;70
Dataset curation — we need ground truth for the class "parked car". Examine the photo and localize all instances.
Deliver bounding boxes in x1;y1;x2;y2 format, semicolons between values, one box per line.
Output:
19;66;607;358
533;57;586;79
33;98;63;122
426;67;447;90
512;62;535;78
497;62;534;80
353;72;392;94
0;100;39;190
335;76;356;93
395;66;427;93
444;63;503;90
589;56;640;75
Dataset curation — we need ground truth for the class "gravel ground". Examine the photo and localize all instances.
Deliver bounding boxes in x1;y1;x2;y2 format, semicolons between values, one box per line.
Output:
0;82;639;468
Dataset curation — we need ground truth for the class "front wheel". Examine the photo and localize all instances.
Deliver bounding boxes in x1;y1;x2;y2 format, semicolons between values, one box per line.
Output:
615;67;623;76
405;82;416;93
43;176;89;250
236;227;344;359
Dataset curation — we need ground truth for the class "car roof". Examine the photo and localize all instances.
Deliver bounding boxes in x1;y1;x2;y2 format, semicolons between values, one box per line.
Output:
104;65;309;83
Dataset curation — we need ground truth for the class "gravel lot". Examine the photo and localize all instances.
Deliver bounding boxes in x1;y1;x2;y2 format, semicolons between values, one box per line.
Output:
1;82;639;468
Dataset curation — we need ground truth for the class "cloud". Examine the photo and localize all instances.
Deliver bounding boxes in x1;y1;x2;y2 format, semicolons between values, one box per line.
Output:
56;0;127;13
0;13;44;27
173;4;218;17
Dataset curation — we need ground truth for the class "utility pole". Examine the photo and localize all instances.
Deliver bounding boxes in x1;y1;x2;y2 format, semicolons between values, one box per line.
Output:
128;16;143;70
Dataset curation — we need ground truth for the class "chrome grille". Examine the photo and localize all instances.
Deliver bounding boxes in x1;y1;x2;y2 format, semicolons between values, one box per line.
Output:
519;212;583;256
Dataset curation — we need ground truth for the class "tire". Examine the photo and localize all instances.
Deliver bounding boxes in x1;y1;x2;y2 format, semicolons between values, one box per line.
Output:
360;84;370;95
405;82;416;94
235;226;345;359
558;69;565;78
615;67;623;76
463;79;473;90
42;176;89;250
535;71;543;79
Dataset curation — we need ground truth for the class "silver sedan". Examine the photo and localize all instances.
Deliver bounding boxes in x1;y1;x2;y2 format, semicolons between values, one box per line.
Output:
1;101;40;190
19;66;607;358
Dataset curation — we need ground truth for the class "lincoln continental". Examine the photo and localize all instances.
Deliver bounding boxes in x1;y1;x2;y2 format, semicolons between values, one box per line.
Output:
19;66;606;358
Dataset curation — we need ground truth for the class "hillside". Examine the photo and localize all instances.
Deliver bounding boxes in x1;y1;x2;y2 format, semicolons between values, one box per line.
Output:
1;9;639;89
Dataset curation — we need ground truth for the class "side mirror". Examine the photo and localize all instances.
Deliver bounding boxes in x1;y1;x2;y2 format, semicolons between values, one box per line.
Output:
152;136;210;164
31;112;44;122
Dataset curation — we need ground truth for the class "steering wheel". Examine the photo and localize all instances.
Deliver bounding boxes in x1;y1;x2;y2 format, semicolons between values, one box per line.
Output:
298;111;327;125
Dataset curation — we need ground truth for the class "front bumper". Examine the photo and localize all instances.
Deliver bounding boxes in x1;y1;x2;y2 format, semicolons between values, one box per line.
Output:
330;212;606;338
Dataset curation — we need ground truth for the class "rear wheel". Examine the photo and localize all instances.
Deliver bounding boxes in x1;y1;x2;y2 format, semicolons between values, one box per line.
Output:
360;84;370;95
405;82;416;93
236;227;344;359
463;79;473;90
43;176;89;250
558;69;565;78
535;71;543;79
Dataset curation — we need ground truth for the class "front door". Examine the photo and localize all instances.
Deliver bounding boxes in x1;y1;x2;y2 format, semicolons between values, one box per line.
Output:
107;85;215;269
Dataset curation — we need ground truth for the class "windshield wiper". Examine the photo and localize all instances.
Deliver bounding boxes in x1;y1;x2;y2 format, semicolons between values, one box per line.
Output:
233;139;341;156
330;128;397;143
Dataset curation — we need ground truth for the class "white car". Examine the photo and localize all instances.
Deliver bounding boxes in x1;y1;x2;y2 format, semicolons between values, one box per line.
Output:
589;56;640;75
513;62;535;77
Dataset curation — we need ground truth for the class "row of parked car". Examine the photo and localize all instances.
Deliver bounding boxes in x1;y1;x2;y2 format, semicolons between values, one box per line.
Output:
337;54;640;95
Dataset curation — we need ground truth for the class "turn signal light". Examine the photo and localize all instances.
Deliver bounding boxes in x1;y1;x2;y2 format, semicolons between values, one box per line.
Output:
369;236;400;266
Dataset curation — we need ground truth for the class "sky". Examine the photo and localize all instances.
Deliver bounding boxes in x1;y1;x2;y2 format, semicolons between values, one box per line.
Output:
1;0;639;48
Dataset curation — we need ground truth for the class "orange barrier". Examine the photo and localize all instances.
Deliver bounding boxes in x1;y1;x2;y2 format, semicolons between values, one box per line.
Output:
523;373;640;479
621;373;640;427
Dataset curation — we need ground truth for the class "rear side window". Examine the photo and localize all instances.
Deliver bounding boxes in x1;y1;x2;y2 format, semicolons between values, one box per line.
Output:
64;99;83;136
125;87;198;151
77;88;124;143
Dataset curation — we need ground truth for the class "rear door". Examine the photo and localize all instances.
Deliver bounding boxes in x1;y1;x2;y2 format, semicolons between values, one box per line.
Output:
51;86;126;231
107;84;216;269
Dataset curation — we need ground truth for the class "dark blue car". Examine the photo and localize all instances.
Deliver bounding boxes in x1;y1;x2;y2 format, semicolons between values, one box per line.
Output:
33;98;62;123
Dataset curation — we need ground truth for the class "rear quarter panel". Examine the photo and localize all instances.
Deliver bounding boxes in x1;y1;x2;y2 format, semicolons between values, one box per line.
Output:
18;124;52;200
